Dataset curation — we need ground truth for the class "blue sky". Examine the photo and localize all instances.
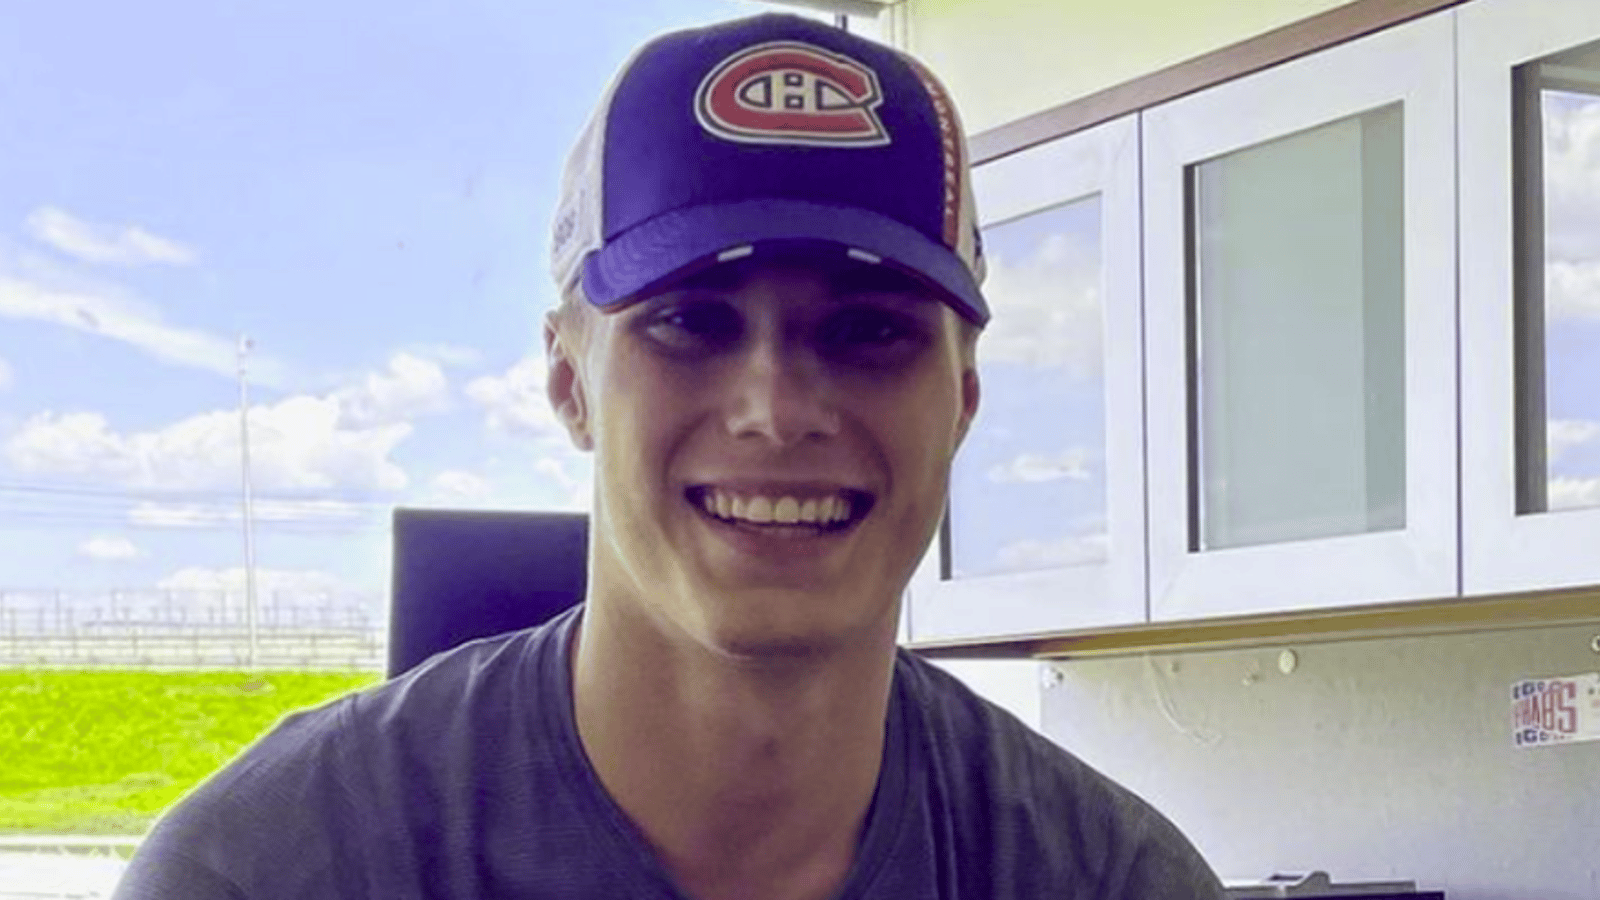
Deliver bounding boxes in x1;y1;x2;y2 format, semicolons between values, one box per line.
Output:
950;195;1109;578
1540;91;1600;512
0;0;796;604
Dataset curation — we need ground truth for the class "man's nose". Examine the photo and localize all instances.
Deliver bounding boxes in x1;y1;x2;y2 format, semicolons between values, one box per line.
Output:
723;339;841;447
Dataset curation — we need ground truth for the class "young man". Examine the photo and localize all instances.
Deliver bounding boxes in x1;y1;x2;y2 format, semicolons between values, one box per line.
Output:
115;13;1224;899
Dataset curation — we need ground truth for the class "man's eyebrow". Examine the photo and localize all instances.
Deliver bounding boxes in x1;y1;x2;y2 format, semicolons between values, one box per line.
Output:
648;257;941;304
669;263;746;294
828;264;937;300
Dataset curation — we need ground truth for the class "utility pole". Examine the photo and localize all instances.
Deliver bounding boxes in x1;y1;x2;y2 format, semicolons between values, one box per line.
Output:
237;334;260;669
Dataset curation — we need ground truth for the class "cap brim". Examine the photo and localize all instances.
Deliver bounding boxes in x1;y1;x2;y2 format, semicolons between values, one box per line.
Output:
580;198;989;325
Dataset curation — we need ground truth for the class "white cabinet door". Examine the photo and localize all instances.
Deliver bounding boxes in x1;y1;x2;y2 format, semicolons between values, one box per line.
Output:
1461;0;1600;596
1142;12;1458;621
907;114;1146;642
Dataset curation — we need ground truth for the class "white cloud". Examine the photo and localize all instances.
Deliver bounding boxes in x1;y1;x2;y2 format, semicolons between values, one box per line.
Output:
76;535;142;562
1546;259;1600;320
1;347;468;498
5;397;410;493
158;566;353;594
156;567;370;606
977;229;1103;376
414;453;590;513
0;272;290;387
1543;96;1600;262
0;354;11;390
996;532;1109;569
333;352;450;427
400;343;484;368
535;455;593;511
428;469;492;503
24;206;197;266
482;453;590;512
129;499;369;528
253;498;371;522
1550;477;1600;511
986;448;1092;484
467;355;563;437
1549;419;1600;462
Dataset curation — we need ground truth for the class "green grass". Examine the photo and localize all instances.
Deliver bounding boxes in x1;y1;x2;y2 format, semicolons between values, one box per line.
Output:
0;669;380;835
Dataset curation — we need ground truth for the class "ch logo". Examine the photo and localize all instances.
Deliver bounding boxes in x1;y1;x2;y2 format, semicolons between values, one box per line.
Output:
695;41;889;147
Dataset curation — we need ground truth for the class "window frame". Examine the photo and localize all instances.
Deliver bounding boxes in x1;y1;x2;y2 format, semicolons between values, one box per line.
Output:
1141;10;1460;622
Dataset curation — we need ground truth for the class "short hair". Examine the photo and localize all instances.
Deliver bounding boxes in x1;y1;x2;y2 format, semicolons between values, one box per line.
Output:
548;281;593;344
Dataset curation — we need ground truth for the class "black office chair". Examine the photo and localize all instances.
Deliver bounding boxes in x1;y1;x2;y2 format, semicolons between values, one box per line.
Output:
387;507;588;678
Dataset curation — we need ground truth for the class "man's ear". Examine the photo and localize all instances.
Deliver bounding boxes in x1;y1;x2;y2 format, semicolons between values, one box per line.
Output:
953;364;980;451
545;314;594;451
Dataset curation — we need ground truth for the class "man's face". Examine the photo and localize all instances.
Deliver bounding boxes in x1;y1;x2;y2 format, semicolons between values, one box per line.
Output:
546;254;980;658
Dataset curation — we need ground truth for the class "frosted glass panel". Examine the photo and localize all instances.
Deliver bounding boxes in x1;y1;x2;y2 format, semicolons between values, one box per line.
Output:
1190;105;1406;550
949;196;1106;577
1515;40;1600;513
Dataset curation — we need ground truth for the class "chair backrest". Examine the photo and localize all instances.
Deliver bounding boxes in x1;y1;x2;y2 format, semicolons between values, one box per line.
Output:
388;507;588;677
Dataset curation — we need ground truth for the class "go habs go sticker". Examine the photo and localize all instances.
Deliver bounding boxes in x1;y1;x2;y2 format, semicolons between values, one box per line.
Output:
1510;672;1600;748
695;41;889;147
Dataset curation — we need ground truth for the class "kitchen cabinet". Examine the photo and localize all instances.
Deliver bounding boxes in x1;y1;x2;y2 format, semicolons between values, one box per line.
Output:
910;2;1600;651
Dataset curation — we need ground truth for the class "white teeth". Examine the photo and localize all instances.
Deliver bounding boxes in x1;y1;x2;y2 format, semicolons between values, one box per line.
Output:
698;490;858;526
774;497;800;524
744;496;774;524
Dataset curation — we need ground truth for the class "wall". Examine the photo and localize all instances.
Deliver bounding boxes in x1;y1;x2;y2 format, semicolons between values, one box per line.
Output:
888;0;1358;133
1040;623;1600;898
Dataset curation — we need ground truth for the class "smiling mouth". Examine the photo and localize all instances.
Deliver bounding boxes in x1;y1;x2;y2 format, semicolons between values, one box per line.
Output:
684;486;875;534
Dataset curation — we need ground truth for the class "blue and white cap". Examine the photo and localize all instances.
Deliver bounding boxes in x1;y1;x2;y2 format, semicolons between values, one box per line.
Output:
551;13;989;326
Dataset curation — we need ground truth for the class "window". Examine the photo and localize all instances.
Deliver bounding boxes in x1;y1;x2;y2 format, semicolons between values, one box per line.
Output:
1514;39;1600;514
949;195;1108;577
1188;105;1406;549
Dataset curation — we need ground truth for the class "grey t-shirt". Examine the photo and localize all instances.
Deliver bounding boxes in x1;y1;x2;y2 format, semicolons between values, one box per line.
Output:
115;605;1223;899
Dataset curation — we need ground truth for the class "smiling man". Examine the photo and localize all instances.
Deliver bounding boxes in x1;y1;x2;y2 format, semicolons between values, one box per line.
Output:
114;13;1222;900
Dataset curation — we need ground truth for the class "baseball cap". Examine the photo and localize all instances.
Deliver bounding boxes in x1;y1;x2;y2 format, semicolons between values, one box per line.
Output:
550;13;989;326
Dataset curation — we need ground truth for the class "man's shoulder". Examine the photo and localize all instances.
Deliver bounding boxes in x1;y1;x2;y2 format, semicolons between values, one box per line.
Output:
894;649;1105;789
353;614;562;733
895;652;1110;789
115;613;577;898
893;649;1224;898
259;606;576;780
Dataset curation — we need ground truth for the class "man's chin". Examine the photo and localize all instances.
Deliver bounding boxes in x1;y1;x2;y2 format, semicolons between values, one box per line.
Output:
689;590;896;664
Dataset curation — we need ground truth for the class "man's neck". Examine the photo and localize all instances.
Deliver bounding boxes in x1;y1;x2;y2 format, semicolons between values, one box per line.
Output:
569;596;899;900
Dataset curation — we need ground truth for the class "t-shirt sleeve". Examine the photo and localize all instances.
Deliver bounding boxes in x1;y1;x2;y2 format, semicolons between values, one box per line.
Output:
1016;723;1228;900
898;652;1227;900
1115;812;1227;900
113;848;247;900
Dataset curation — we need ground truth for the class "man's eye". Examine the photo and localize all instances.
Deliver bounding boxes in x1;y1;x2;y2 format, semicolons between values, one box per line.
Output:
818;307;926;360
643;302;741;352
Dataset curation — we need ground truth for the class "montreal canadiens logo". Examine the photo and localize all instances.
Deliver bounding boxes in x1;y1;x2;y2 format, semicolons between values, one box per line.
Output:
695;41;889;147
